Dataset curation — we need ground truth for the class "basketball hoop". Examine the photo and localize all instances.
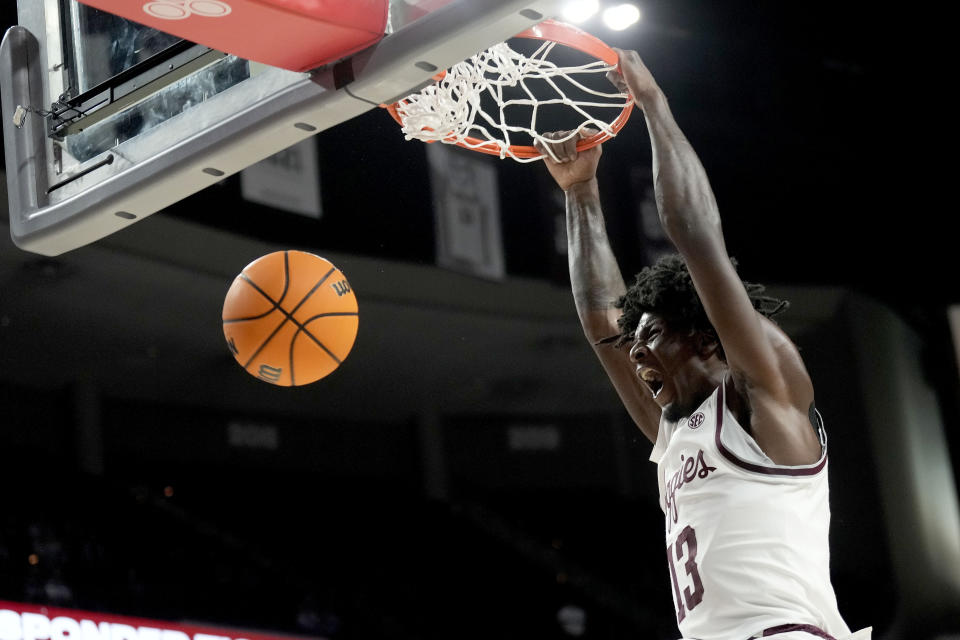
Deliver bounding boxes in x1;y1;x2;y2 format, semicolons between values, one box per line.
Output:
384;19;634;162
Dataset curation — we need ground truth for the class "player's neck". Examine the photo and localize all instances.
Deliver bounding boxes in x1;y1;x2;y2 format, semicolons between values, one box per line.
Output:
662;365;727;423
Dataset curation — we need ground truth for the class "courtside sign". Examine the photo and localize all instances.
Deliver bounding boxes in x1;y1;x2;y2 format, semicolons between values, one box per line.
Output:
0;602;321;640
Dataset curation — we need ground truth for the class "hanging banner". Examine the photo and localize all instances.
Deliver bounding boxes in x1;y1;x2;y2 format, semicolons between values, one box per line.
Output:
426;144;505;280
0;601;322;640
241;139;322;219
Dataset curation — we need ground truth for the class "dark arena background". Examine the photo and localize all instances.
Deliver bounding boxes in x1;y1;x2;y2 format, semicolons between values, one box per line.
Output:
1;2;957;640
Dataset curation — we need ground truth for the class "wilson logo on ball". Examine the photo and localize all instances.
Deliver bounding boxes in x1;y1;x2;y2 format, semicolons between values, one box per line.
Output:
257;364;283;383
331;280;351;297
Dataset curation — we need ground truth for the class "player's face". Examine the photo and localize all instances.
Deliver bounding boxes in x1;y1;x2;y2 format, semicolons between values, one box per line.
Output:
629;312;705;421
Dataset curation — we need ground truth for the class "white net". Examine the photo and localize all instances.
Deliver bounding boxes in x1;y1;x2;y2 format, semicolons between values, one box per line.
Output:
393;40;631;162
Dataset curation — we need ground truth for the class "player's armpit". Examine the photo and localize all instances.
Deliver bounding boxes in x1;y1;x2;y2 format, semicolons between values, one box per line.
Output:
726;318;823;466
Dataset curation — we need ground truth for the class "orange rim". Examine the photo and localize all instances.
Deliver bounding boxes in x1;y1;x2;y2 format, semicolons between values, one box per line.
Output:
383;18;633;159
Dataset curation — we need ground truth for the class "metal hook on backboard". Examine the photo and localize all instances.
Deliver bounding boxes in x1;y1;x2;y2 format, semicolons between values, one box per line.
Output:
12;104;53;128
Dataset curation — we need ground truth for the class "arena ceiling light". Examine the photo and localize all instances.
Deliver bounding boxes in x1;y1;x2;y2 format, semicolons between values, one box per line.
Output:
561;0;600;24
601;3;641;30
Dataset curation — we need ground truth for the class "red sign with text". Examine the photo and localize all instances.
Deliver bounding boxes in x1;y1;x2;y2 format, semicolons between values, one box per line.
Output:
0;601;321;640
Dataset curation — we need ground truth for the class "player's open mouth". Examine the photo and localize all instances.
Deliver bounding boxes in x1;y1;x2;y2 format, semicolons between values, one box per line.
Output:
639;368;664;399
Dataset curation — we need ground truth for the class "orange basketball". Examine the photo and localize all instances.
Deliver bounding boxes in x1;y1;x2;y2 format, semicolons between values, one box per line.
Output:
222;251;358;386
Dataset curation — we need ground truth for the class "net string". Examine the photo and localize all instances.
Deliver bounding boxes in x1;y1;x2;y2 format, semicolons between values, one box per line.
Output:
395;40;631;162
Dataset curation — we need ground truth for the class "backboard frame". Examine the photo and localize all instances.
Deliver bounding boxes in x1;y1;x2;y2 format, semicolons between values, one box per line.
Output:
1;0;562;256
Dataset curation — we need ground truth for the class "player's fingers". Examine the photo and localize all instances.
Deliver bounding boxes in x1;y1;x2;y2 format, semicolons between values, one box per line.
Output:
534;138;563;164
534;132;561;163
559;134;581;162
535;133;572;163
606;69;628;92
537;130;578;163
620;48;647;73
612;47;645;73
574;127;603;156
579;127;600;139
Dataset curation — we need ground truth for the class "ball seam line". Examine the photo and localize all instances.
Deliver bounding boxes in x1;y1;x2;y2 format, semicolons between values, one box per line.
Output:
238;265;341;374
287;312;360;385
240;251;293;308
223;274;282;323
224;253;292;322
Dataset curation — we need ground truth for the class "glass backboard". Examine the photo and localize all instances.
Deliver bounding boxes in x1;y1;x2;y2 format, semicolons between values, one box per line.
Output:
1;0;561;255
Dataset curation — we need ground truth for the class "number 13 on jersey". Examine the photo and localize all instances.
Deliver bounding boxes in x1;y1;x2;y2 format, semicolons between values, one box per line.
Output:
667;525;705;623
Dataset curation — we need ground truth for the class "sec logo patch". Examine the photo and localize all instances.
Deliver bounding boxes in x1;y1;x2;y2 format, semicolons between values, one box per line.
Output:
687;412;705;429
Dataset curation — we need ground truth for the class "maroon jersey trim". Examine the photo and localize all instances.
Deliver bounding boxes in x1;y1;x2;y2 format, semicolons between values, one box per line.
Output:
760;622;838;639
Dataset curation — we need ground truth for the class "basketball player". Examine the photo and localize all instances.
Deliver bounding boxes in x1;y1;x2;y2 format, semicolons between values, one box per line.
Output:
534;50;871;640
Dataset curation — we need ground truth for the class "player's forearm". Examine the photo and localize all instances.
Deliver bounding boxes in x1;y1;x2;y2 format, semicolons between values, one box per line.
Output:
565;179;627;340
641;90;723;251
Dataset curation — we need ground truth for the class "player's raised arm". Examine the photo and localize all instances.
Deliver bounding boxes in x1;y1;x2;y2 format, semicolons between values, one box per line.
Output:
535;131;661;444
611;50;821;464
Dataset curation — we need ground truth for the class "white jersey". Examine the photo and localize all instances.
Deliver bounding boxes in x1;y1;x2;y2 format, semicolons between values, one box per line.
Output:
650;381;851;640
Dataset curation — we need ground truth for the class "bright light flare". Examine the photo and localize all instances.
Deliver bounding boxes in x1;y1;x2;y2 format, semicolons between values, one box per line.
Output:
602;3;641;30
561;0;600;24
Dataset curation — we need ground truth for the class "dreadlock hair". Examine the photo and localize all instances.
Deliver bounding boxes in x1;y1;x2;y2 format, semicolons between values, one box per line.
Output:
612;253;789;359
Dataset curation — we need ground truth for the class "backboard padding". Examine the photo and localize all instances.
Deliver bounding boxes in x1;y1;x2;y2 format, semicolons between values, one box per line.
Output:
76;0;389;73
